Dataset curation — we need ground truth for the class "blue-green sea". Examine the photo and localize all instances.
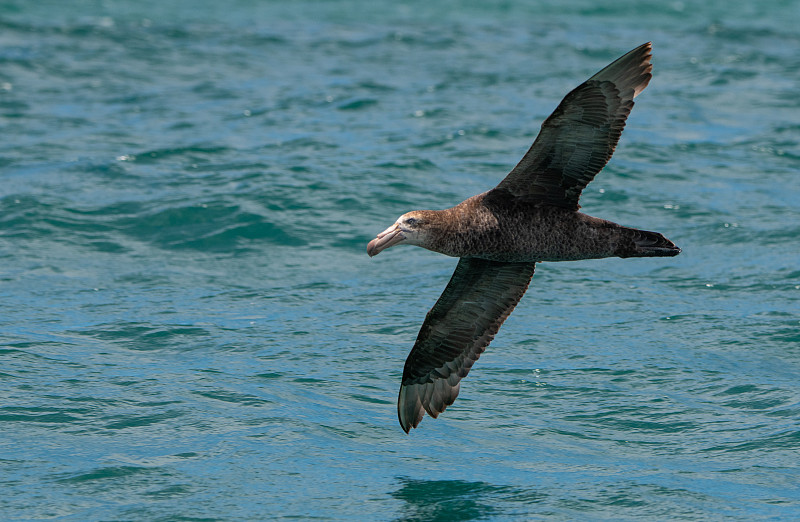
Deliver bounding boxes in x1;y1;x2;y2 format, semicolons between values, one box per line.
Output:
2;0;799;519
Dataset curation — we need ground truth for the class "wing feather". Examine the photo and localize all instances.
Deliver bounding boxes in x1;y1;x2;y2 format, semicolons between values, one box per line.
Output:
496;42;653;209
397;258;536;432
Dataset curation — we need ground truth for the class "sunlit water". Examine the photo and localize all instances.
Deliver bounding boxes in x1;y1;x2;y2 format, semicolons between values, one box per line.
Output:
2;0;799;519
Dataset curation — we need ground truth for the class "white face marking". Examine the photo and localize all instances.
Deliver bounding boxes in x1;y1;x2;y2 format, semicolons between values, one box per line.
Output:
397;213;427;246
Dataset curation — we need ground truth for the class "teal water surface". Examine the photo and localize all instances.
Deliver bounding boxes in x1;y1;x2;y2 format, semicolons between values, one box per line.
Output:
2;0;799;519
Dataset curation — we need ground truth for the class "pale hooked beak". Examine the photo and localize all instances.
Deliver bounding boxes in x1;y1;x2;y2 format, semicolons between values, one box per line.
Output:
367;223;405;257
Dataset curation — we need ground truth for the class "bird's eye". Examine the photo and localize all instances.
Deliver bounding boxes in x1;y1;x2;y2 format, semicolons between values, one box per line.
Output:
405;218;418;227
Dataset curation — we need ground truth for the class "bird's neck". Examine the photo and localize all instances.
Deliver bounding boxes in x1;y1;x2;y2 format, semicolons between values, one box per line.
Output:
419;195;499;257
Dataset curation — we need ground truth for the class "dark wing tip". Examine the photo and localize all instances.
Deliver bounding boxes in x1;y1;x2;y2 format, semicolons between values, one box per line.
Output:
398;383;426;433
398;379;461;432
589;42;653;99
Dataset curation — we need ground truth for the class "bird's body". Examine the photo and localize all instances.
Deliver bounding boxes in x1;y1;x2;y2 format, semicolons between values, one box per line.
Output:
388;190;678;262
367;43;681;432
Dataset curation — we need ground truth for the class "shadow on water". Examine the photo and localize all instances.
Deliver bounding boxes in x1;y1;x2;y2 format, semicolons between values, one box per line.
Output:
391;477;542;521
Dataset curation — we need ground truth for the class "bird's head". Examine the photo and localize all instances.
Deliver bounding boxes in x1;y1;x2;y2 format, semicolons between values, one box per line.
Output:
367;211;436;257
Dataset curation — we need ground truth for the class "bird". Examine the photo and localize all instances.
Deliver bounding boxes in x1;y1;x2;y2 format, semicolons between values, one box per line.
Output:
366;42;680;433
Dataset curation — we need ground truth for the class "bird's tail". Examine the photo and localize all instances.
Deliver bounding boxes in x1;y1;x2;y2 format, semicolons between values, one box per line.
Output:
617;227;681;258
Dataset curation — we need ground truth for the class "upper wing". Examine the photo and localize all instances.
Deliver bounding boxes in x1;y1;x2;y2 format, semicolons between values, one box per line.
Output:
495;42;653;210
398;257;536;432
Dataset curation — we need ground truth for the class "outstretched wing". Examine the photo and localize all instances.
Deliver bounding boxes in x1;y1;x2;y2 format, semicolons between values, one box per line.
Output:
398;258;536;432
496;42;653;210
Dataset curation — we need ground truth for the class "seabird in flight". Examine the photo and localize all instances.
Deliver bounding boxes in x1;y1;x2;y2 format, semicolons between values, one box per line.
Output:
367;42;680;432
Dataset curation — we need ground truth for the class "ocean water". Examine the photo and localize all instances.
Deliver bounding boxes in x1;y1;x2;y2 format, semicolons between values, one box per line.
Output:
2;0;799;519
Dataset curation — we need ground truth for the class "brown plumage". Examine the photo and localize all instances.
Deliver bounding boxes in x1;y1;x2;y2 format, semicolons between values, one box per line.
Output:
366;42;681;433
